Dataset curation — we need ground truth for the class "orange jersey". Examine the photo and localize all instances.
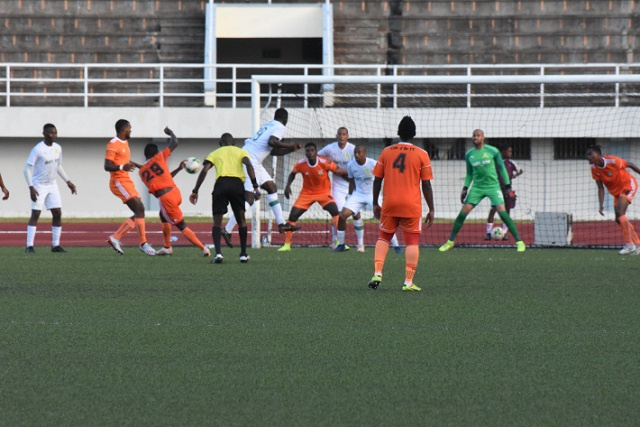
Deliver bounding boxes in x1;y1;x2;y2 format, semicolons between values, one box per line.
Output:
105;137;131;182
139;147;176;194
591;155;637;196
373;142;433;218
292;156;337;195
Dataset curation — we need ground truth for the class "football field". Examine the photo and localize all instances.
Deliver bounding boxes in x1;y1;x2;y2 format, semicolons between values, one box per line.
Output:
1;246;639;425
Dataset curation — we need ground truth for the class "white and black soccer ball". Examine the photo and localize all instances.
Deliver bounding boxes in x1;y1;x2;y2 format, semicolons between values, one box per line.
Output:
184;157;202;174
491;227;505;241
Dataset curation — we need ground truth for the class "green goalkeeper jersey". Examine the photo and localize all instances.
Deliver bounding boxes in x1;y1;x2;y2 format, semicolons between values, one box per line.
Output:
463;144;510;190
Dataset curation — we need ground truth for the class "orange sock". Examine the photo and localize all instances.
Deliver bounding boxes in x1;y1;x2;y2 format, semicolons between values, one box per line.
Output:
162;222;172;247
404;245;419;284
285;221;296;245
134;218;147;245
618;215;633;244
374;239;390;276
182;226;204;250
113;218;135;240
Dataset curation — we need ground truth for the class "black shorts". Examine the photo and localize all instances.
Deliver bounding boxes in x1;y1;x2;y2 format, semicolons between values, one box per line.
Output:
211;177;246;216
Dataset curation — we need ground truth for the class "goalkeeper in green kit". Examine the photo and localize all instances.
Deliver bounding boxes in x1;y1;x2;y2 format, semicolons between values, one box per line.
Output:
439;129;526;253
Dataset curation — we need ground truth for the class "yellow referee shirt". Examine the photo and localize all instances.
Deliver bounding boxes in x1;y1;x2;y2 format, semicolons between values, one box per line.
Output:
204;146;249;181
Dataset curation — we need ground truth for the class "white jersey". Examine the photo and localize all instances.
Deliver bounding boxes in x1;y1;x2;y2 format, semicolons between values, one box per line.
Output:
26;141;63;185
348;157;377;197
242;120;287;164
318;141;355;190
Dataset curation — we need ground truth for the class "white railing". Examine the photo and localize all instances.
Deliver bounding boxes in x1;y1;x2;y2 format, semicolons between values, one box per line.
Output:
2;62;640;108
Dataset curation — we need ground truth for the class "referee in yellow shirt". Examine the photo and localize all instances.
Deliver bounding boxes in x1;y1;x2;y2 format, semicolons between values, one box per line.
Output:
189;133;260;264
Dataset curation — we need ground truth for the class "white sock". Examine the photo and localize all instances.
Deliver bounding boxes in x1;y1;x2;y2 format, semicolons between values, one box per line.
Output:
331;224;337;243
225;214;237;233
52;226;62;247
26;225;37;247
390;234;400;248
267;193;285;225
486;222;493;233
337;229;346;245
353;218;364;245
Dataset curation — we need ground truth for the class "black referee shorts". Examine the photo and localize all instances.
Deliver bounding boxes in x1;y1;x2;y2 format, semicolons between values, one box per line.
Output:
211;176;246;216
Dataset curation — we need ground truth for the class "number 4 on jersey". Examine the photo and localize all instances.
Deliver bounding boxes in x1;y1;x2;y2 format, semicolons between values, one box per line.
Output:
393;153;406;173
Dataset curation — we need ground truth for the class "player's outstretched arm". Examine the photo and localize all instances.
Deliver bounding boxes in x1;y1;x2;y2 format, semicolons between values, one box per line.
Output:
170;160;186;178
164;127;179;152
189;161;213;205
269;136;301;156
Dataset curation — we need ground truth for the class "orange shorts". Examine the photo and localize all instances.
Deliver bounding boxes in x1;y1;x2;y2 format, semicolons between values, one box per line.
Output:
110;178;140;203
293;192;335;211
158;187;184;225
379;214;422;234
614;182;637;205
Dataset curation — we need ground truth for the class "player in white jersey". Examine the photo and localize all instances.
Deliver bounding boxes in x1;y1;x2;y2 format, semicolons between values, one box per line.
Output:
23;124;77;253
334;144;401;253
221;108;301;245
318;127;358;247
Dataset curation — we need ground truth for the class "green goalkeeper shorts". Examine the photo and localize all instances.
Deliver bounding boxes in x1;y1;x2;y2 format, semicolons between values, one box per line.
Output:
465;186;505;207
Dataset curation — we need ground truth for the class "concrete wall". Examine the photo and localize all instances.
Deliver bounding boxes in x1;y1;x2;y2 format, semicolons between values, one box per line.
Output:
1;106;639;220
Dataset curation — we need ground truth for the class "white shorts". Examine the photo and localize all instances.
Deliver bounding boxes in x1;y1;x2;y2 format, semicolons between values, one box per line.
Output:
332;184;350;211
31;182;62;211
343;192;372;215
243;160;273;192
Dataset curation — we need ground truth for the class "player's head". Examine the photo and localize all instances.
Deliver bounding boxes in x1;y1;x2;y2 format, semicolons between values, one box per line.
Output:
42;123;57;142
501;145;513;159
586;145;603;165
274;108;288;126
397;116;416;141
336;127;349;145
144;143;159;160
472;129;485;146
115;119;131;138
354;144;367;165
305;142;317;162
219;133;235;147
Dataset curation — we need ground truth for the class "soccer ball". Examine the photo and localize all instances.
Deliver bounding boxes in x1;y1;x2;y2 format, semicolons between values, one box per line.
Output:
491;227;505;241
184;157;202;174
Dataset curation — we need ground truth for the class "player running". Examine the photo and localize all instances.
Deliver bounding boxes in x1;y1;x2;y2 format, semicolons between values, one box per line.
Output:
279;142;347;251
586;145;640;255
368;116;434;292
439;129;526;253
138;127;210;257
334;144;401;253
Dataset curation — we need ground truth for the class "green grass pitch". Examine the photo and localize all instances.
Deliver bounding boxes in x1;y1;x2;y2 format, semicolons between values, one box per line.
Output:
1;246;639;425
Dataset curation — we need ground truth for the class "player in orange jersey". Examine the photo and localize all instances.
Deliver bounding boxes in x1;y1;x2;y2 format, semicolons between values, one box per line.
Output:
278;142;347;251
586;145;640;255
104;119;155;256
138;127;210;257
368;116;434;292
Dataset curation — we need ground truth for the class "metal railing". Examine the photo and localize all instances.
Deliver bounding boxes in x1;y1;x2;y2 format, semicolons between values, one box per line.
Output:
2;62;640;108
